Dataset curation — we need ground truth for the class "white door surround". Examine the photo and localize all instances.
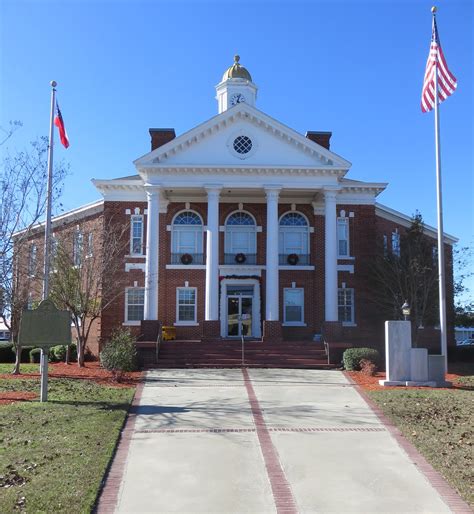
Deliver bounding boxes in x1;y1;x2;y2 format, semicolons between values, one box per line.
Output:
220;278;261;338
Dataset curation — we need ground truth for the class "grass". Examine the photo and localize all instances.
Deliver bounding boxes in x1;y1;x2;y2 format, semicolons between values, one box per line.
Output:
0;377;134;513
369;384;473;507
0;363;39;375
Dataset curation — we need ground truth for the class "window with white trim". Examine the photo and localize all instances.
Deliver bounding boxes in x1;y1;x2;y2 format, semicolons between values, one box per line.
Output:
392;230;400;257
283;288;304;325
337;217;349;257
171;211;203;257
125;288;145;322
73;230;83;266
338;288;354;324
383;234;388;256
225;211;256;255
279;212;309;257
176;287;197;324
28;245;37;276
86;233;93;258
130;215;144;255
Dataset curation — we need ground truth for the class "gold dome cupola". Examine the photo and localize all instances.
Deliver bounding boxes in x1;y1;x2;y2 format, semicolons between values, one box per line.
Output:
216;54;258;113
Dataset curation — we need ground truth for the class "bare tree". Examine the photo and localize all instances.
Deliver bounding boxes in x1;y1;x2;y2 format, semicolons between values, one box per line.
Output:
49;216;128;367
0;129;68;373
370;213;439;345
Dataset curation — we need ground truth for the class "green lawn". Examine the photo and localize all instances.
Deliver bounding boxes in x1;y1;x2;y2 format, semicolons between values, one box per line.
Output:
369;385;473;507
0;377;134;513
0;363;39;374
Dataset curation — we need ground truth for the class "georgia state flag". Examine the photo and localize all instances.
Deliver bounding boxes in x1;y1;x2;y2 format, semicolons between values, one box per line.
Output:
54;102;70;148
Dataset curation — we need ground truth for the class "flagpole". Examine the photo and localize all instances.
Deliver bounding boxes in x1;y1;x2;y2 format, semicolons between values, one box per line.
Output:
431;6;448;374
40;80;56;403
43;80;57;300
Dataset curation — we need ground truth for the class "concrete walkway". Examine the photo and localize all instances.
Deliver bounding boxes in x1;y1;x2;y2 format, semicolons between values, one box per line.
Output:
111;369;454;513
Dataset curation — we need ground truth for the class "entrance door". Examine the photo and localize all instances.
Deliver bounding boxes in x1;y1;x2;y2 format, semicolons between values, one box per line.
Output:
227;295;253;337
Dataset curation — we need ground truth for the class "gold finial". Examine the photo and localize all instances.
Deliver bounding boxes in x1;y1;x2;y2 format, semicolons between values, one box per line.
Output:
431;6;437;13
234;55;240;63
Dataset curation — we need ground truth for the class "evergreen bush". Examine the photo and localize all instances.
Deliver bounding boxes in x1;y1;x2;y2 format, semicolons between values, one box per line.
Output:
343;347;380;371
100;329;137;381
29;348;42;363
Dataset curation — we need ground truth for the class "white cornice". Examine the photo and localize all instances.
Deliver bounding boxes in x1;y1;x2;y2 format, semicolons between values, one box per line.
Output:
13;200;104;238
375;203;458;245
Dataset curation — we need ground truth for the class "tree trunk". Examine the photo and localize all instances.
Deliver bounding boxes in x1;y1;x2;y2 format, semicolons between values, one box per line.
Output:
77;336;85;367
65;345;70;364
12;343;21;375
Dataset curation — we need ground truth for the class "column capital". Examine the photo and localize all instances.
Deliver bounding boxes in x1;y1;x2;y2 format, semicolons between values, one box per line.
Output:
264;185;282;200
144;183;162;196
204;185;222;198
323;188;339;201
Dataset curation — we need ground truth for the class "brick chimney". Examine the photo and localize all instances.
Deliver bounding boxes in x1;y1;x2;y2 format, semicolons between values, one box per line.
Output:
149;128;176;151
305;131;332;150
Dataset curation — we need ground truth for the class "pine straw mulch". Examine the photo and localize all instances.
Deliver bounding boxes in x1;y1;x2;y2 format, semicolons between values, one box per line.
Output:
0;362;143;405
346;370;472;391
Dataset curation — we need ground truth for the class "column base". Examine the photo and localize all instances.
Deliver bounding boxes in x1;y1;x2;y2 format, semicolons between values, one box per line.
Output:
202;320;221;341
263;321;283;342
322;321;344;342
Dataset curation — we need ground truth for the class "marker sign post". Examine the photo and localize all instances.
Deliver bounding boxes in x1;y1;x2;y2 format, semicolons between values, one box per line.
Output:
18;299;71;402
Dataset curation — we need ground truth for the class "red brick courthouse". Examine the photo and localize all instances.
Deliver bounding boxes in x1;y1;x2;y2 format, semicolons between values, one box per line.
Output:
20;57;456;365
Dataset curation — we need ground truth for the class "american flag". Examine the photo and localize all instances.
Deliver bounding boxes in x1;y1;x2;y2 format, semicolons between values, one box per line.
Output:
421;15;457;113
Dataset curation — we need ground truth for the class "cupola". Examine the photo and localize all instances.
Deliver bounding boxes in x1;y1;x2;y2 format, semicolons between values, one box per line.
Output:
216;55;258;113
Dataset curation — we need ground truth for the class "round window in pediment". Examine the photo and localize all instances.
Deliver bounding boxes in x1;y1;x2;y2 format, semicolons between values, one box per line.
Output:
233;135;253;155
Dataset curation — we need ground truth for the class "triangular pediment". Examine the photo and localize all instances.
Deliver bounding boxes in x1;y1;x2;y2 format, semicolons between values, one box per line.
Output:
134;104;351;173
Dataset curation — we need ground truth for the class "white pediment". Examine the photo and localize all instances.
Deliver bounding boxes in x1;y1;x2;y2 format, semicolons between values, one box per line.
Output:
134;104;351;175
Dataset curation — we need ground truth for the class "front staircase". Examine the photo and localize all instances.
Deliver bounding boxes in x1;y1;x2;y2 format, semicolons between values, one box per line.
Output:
137;339;335;369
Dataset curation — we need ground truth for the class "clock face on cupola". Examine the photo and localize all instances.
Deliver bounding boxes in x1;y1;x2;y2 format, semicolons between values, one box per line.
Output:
215;55;258;113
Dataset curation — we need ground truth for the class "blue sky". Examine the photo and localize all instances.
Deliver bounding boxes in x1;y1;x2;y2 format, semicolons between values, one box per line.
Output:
1;0;473;296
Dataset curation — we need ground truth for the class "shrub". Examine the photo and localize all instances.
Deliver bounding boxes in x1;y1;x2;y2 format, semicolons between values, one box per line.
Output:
343;347;380;371
359;358;377;376
0;342;15;363
29;348;42;363
100;329;137;381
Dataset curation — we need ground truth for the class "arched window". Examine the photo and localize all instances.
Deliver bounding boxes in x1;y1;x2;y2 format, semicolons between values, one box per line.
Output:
171;211;203;264
225;211;257;264
279;212;310;265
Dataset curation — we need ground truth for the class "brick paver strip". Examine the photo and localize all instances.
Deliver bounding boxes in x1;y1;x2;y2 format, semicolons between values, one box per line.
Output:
95;379;145;514
134;426;386;434
344;372;473;514
242;368;298;514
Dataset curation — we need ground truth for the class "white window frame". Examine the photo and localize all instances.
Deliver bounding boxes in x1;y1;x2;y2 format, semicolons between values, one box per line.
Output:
86;232;93;258
338;288;355;325
171;210;203;257
175;287;198;325
283;287;305;326
130;215;144;256
28;245;37;277
337;217;350;258
224;211;257;256
279;212;310;257
392;230;400;257
124;287;145;325
383;234;388;256
73;230;83;267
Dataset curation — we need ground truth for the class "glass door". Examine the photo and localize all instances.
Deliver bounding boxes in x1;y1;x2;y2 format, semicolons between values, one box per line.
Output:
227;295;253;337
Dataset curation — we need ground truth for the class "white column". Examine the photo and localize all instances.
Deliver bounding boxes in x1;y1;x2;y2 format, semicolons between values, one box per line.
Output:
144;184;161;320
205;186;221;320
265;187;281;321
324;189;338;321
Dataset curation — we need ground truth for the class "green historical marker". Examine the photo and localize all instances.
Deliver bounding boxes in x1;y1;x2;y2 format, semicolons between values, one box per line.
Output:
19;298;71;402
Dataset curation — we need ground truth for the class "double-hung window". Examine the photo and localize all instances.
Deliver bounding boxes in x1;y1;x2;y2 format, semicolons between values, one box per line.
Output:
176;287;197;324
125;288;145;323
130;215;144;255
28;245;37;277
337;218;349;257
279;213;309;264
283;288;304;325
224;212;257;263
338;288;355;324
86;233;93;258
171;211;203;263
392;231;400;257
73;231;83;266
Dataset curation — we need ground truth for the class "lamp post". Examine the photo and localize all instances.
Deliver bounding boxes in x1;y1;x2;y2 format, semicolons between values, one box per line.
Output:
402;300;411;321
